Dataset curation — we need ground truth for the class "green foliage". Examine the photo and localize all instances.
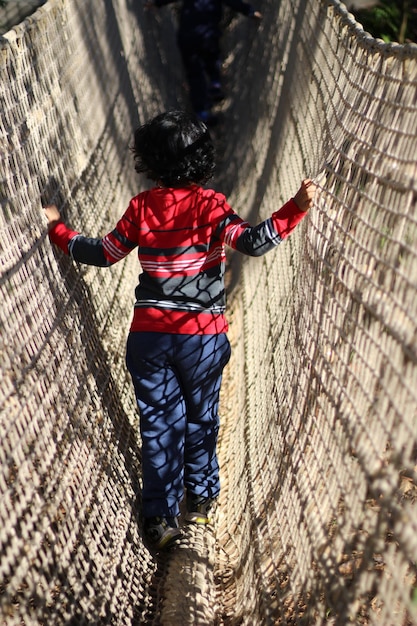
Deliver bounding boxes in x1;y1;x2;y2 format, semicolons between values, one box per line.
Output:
354;0;417;43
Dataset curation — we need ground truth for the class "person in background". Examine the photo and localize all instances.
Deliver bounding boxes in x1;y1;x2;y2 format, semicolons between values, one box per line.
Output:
147;0;262;123
43;109;316;550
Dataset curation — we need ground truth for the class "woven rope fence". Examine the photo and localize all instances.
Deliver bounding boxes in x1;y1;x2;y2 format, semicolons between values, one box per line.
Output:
1;0;416;623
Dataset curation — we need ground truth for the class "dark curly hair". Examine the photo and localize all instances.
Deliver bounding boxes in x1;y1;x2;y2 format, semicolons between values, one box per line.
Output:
131;110;216;188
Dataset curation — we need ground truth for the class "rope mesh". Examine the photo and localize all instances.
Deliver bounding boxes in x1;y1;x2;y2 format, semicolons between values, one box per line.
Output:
1;0;417;623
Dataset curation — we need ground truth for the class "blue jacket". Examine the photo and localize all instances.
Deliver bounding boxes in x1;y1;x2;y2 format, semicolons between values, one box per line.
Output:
155;0;257;39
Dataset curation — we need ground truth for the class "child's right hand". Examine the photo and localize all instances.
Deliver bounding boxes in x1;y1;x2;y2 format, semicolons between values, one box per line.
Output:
293;179;316;212
44;204;62;230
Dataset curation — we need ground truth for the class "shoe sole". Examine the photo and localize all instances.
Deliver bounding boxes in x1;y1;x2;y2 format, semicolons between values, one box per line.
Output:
154;528;182;550
185;512;211;525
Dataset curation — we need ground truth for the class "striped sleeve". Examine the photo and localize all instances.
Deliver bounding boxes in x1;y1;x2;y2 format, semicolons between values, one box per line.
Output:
221;199;307;256
48;199;140;267
69;217;138;267
100;198;141;263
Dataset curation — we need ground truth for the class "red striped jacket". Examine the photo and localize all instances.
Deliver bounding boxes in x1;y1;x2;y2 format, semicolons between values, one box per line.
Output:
49;185;307;334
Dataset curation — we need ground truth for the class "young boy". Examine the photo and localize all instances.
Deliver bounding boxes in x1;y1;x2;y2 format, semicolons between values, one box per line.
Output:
148;0;262;123
44;109;316;550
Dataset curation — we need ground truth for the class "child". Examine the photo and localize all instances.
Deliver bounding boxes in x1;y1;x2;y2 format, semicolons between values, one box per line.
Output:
44;109;316;550
148;0;262;123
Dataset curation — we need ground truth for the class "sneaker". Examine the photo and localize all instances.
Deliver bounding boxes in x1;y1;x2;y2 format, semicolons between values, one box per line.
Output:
185;494;215;525
143;516;182;550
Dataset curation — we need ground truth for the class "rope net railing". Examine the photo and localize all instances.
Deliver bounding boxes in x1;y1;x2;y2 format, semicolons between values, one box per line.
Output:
1;0;416;624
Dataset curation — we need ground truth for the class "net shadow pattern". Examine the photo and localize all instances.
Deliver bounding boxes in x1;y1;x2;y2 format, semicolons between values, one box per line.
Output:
1;0;417;624
0;0;46;36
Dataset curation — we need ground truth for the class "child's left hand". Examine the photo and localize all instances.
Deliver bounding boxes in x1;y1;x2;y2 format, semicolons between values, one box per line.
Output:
44;204;61;230
293;179;317;212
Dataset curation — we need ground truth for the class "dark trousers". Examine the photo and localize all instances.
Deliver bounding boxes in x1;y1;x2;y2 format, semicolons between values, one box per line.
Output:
126;331;231;518
178;33;222;113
